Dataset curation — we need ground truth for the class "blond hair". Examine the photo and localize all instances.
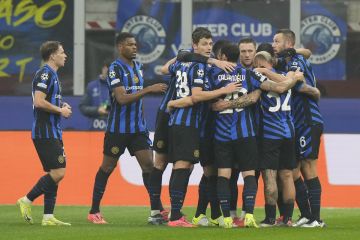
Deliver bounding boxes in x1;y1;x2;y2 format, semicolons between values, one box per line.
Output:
254;51;275;66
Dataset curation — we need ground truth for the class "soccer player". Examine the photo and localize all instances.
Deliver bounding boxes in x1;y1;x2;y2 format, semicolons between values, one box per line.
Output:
148;44;236;226
87;32;167;224
17;41;72;226
165;27;239;227
272;29;325;227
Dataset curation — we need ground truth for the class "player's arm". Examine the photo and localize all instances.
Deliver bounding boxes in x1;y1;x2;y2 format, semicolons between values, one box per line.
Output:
259;71;302;94
33;91;72;118
167;96;194;111
296;48;312;59
160;57;176;75
113;83;167;105
297;83;321;101
254;68;287;83
191;83;241;104
212;89;261;111
177;50;235;73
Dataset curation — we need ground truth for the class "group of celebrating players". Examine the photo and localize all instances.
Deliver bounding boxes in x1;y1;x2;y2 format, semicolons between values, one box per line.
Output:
17;26;325;229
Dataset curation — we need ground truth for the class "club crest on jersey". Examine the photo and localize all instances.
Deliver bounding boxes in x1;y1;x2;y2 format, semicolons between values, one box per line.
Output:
58;155;65;164
156;140;164;149
133;75;139;83
109;70;116;78
41;73;49;81
194;149;200;158
121;15;166;63
301;15;342;64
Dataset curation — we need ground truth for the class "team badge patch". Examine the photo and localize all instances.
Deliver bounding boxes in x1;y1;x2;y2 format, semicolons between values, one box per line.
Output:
58;155;65;164
194;149;200;158
111;146;120;155
156;140;164;149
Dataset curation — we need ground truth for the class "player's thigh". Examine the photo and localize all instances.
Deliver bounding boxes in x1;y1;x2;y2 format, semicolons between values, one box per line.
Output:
279;138;297;170
103;132;127;159
33;139;66;172
153;111;170;154
260;138;282;170
214;140;234;169
235;137;258;172
295;124;323;161
168;126;200;164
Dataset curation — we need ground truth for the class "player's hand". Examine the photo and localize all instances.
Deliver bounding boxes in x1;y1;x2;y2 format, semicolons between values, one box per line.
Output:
294;68;304;82
98;106;108;116
278;48;296;58
148;83;168;93
211;99;230;112
62;102;71;109
213;59;236;73
167;100;175;112
221;82;241;94
60;106;72;118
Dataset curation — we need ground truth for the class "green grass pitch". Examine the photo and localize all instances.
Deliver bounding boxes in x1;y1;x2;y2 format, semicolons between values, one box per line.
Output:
1;206;359;240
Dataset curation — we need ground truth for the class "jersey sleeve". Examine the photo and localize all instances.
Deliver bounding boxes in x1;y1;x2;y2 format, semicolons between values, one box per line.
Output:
249;70;268;89
168;61;177;75
191;63;206;89
33;69;53;94
107;63;123;90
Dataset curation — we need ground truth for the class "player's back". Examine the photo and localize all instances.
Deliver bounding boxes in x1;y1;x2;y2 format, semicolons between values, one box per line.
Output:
209;65;258;141
259;69;294;139
287;54;323;127
31;64;62;139
106;58;147;133
168;60;207;128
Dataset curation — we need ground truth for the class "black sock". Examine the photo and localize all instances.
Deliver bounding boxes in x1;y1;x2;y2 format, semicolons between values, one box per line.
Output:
283;202;294;223
169;169;190;221
265;204;276;222
195;175;209;217
294;177;311;218
305;177;322;221
90;168;111;214
44;184;58;214
208;176;221;219
217;176;231;217
277;190;285;216
148;167;163;211
26;174;56;201
230;169;240;212
243;176;257;214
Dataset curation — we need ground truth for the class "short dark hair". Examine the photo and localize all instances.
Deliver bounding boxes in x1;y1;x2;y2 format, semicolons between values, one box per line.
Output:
238;37;256;48
276;29;296;45
192;27;212;44
221;44;240;63
257;42;275;57
40;41;62;61
213;39;232;59
115;32;135;45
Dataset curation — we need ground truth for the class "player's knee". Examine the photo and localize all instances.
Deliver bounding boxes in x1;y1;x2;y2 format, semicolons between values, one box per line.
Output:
301;160;318;179
100;165;116;174
49;168;66;183
154;157;167;170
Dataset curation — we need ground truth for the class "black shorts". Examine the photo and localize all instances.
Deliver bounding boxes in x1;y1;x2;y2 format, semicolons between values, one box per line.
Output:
214;137;258;171
200;137;214;167
153;111;170;154
260;138;296;170
33;138;66;172
295;124;323;161
168;125;200;164
103;132;152;158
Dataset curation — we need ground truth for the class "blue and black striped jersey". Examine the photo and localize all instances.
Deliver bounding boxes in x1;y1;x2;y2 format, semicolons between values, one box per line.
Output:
168;61;207;128
106;58;147;133
158;75;177;113
258;69;301;140
287;54;323;126
209;65;267;141
31;64;63;139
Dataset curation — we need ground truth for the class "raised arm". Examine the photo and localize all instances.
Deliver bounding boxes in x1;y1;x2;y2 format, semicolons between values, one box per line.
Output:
191;82;241;104
160;57;176;75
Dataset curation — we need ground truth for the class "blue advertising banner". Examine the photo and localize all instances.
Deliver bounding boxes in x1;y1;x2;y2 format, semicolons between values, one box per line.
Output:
0;0;74;95
116;0;181;83
301;1;347;80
